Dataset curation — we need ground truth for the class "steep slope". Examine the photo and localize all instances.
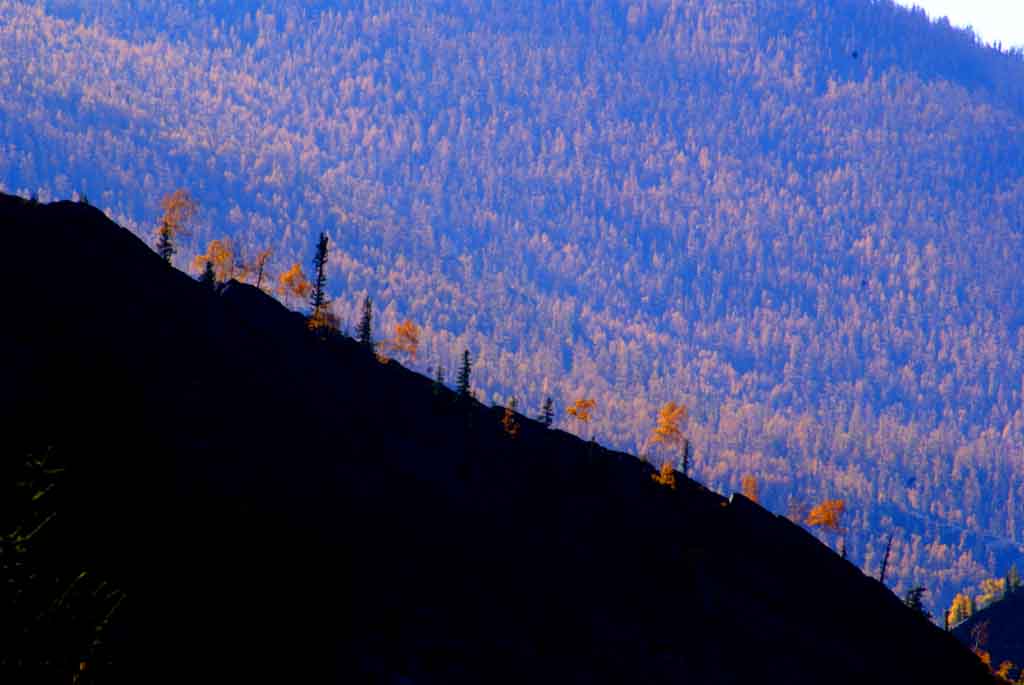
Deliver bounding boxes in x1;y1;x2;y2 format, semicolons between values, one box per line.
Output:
955;592;1024;679
2;0;1023;609
0;193;996;683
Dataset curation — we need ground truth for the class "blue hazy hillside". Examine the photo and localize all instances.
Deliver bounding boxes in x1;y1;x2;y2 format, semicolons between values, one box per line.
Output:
2;0;1024;613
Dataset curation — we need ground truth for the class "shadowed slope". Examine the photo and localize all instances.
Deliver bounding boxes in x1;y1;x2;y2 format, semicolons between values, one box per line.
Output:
0;193;994;683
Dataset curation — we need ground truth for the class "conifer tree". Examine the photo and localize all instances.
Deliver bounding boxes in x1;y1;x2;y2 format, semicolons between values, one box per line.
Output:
540;397;554;427
456;349;472;397
680;438;692;478
1007;564;1022;595
357;296;373;349
879;533;894;585
433;365;446;396
310;232;329;318
199;260;216;290
904;586;929;618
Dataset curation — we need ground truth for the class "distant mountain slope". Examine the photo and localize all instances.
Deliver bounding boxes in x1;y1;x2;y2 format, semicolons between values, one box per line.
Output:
0;191;998;684
1;0;1023;612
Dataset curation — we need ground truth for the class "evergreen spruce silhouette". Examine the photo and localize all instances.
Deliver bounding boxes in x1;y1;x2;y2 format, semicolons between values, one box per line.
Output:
456;349;472;398
357;296;373;350
199;260;216;290
156;222;174;263
540;397;554;427
310;232;329;318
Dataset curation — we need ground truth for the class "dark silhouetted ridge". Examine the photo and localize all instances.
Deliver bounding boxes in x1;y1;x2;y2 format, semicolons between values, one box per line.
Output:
0;193;995;683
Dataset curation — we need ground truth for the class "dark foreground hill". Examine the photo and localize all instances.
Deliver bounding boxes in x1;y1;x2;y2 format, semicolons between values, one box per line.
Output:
955;592;1024;678
0;193;995;683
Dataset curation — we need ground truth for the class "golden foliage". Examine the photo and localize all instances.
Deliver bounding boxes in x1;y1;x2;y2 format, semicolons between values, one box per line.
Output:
158;188;197;236
251;247;273;291
277;262;311;304
307;307;339;335
652;461;676;490
389;319;421;361
502;405;520;439
193;238;246;283
741;474;759;503
996;661;1015;680
976;578;1008;611
566;398;596;423
947;592;974;627
650;401;687;449
805;499;845;532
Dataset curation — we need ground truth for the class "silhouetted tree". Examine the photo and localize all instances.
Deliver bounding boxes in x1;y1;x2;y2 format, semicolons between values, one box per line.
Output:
357;296;373;350
310;232;329;318
904;586;929;618
199;260;215;290
539;397;554;427
433;365;446;396
253;248;272;291
456;349;472;397
1007;564;1022;595
880;533;894;585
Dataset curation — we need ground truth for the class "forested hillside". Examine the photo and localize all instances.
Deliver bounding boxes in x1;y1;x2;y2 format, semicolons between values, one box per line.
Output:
2;0;1024;612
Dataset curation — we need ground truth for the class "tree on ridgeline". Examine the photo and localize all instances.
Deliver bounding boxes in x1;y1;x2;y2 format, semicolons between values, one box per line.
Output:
154;189;197;264
947;591;974;627
198;260;215;291
806;499;846;552
192;238;245;283
649;401;690;477
879;533;894;585
432;365;446;396
277;263;311;307
357;296;374;350
567;398;595;427
307;234;338;335
456;349;472;398
652;460;677;490
741;474;759;503
310;232;329;319
502;397;520;439
806;499;845;531
1007;564;1022;595
388;319;420;362
539;397;554;428
252;247;273;291
904;586;930;618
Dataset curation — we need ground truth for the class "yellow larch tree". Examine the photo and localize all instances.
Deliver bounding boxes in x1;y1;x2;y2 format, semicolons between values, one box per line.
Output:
277;262;311;306
154;189;198;264
193;238;245;283
741;474;759;503
389;319;421;361
805;499;845;532
251;247;273;291
567;398;596;425
652;460;677;490
948;592;974;627
649;401;690;476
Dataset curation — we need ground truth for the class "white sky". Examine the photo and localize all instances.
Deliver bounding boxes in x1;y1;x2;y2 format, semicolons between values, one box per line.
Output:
893;1;1024;48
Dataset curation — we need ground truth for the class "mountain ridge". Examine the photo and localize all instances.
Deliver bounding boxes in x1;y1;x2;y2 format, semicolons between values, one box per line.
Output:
0;191;999;683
